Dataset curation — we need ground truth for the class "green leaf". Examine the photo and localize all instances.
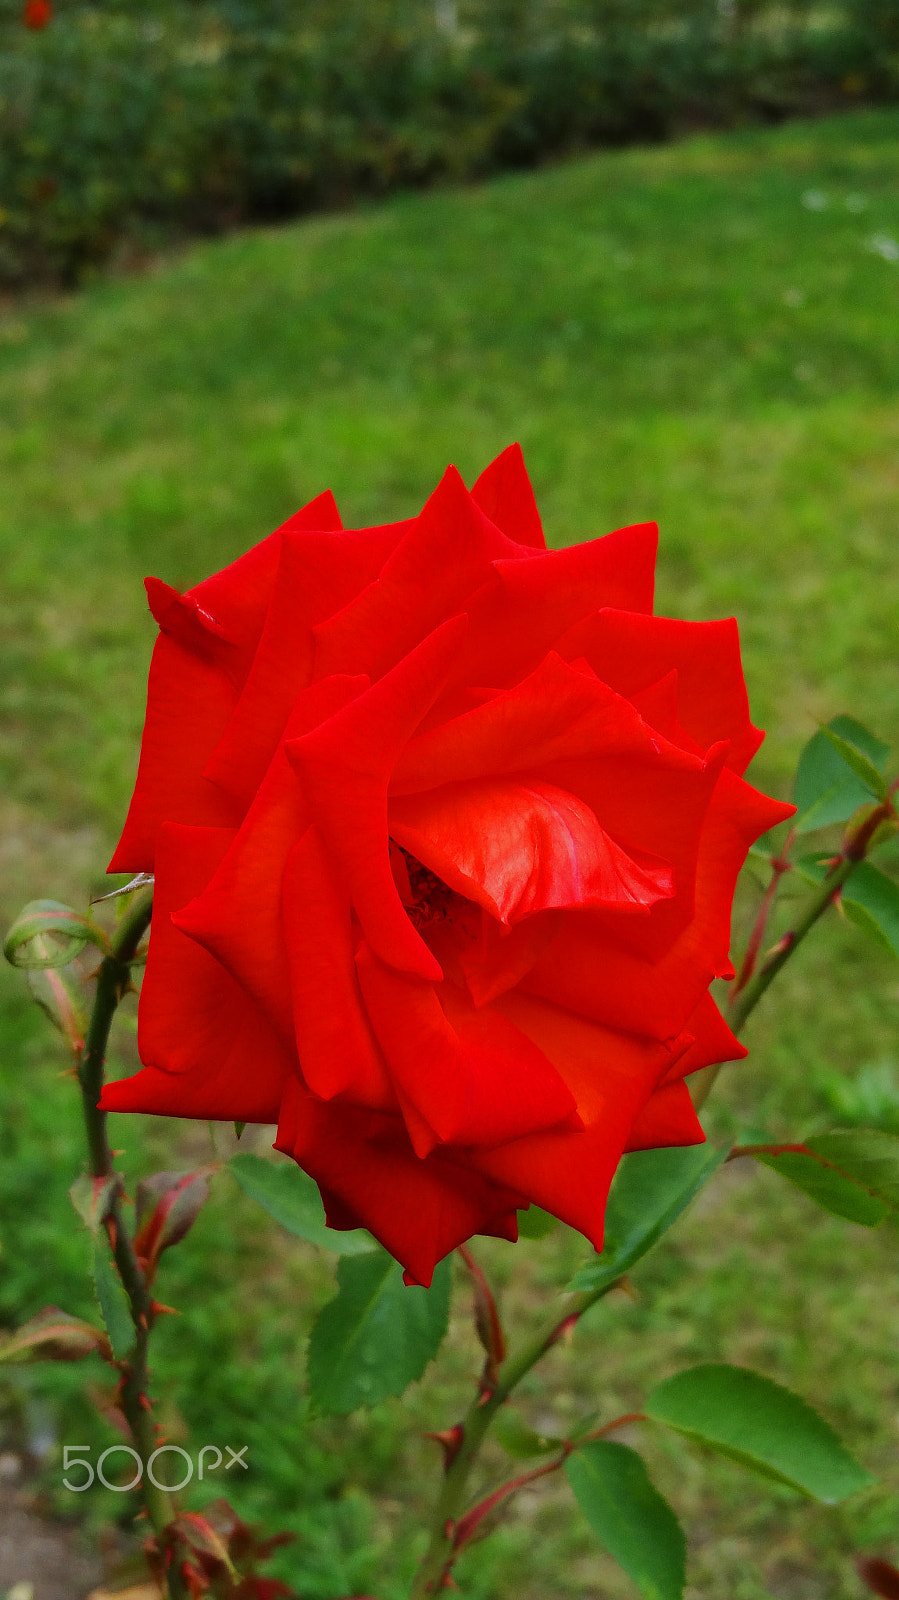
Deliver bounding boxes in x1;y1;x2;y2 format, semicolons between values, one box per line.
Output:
841;865;899;959
516;1205;558;1239
565;1441;686;1600
793;717;889;833
794;857;899;959
3;899;112;970
752;1148;889;1226
307;1250;451;1415
819;724;889;803
69;1173;122;1234
806;1129;899;1208
568;1144;729;1294
229;1152;376;1255
91;1238;135;1361
493;1408;562;1458
645;1364;874;1502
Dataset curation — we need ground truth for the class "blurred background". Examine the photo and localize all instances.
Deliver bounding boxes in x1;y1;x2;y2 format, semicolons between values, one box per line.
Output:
1;2;898;1596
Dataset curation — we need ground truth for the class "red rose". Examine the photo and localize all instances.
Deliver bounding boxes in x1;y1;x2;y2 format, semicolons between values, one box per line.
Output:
101;446;791;1285
23;0;52;27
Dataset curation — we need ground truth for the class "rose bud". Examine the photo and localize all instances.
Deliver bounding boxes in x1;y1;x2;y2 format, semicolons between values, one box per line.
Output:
100;446;792;1285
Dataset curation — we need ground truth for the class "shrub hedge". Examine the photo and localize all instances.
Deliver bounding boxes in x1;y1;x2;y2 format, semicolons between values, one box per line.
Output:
1;0;897;286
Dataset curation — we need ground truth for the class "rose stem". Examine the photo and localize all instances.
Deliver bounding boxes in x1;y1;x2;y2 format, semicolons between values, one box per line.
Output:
408;1276;642;1596
78;891;185;1584
691;806;892;1111
410;802;897;1594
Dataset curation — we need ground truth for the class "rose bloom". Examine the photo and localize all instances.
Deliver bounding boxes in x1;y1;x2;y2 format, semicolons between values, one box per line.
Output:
101;446;791;1285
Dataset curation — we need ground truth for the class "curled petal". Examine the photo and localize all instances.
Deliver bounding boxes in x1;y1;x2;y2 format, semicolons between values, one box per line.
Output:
390;777;674;925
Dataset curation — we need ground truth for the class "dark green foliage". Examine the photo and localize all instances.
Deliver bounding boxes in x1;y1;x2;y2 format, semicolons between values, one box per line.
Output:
2;0;897;286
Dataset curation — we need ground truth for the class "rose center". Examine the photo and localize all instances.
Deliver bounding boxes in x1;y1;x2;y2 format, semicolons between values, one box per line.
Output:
391;842;468;932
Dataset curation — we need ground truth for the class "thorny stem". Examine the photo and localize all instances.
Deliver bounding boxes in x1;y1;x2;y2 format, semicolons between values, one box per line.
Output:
693;793;897;1112
77;893;185;1589
409;1282;638;1596
731;831;795;1000
412;798;898;1594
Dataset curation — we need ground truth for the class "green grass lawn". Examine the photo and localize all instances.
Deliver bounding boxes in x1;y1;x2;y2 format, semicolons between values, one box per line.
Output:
1;107;899;1598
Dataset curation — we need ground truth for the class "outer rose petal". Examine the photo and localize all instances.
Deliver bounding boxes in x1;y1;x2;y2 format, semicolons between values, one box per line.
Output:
108;601;244;873
275;1079;525;1287
470;442;546;549
171;675;368;1047
203;518;404;809
109;490;339;873
311;466;522;683
429;522;658;726
624;1081;706;1151
557;609;763;776
474;989;688;1246
101;824;294;1121
662;990;747;1083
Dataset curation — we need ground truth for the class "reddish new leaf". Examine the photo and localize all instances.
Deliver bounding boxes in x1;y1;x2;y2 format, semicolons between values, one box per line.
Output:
0;1307;111;1364
134;1169;212;1277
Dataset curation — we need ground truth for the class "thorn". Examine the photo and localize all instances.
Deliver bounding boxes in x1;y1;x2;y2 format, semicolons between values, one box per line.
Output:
150;1299;180;1316
423;1425;464;1470
138;1391;153;1413
138;1312;149;1331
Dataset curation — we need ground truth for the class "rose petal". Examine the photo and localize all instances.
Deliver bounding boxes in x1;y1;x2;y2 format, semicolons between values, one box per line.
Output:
472;989;683;1245
311;465;520;683
287;616;468;980
101;823;293;1121
470;441;545;549
389;777;674;924
275;1079;525;1287
661;990;746;1083
558;609;763;776
172;675;367;1044
108;492;331;873
623;1079;706;1151
283;829;397;1108
526;770;794;1038
392;649;703;795
204;517;403;808
421;521;658;731
355;945;579;1154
